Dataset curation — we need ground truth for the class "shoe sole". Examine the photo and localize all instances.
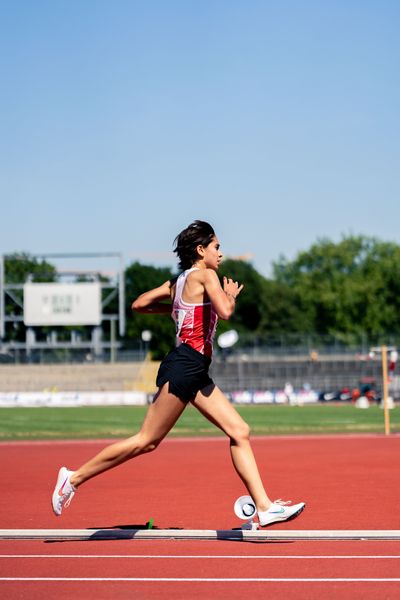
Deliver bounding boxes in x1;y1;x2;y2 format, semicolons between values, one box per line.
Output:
52;467;68;517
259;503;306;528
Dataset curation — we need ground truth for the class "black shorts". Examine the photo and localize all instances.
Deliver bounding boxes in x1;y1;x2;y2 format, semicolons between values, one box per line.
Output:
156;343;214;402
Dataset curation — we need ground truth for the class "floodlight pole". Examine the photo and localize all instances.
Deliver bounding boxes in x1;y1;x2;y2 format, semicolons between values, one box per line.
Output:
110;318;116;363
119;254;125;337
371;345;392;436
381;346;390;436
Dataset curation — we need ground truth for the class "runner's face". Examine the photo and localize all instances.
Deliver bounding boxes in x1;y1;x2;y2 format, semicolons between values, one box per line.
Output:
202;237;223;270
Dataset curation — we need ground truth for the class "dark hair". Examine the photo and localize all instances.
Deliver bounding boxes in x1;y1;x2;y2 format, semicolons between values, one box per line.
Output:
173;220;215;271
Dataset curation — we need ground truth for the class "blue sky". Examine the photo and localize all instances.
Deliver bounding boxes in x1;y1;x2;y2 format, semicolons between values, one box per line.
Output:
1;0;399;277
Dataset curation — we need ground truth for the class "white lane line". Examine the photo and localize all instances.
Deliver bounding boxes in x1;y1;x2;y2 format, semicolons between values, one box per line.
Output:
1;555;400;559
1;577;400;582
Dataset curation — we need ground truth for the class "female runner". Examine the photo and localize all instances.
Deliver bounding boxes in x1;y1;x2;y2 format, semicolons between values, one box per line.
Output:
52;220;305;526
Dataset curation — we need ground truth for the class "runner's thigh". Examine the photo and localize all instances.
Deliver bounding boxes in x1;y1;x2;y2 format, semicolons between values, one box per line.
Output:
191;385;249;438
140;384;187;442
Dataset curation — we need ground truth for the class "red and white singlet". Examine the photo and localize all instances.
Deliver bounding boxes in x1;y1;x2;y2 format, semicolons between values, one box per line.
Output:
172;268;218;358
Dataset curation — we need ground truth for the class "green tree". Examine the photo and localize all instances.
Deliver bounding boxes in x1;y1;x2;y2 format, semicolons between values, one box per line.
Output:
124;262;175;359
4;253;57;284
273;236;400;340
258;278;308;335
218;258;266;332
3;253;57;341
218;258;306;336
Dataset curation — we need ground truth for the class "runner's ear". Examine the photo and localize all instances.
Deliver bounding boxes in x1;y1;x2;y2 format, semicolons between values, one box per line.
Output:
196;244;204;256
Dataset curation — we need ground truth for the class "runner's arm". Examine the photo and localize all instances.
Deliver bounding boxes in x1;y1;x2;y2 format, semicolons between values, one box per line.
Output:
202;270;243;320
131;280;173;314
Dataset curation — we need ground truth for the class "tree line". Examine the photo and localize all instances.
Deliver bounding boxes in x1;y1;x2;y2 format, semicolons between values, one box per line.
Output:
4;235;400;358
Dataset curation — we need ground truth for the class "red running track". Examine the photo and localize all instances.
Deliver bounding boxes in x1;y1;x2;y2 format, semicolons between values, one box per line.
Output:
0;434;399;598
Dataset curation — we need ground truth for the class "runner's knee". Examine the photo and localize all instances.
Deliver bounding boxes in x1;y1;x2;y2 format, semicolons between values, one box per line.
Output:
137;433;162;454
229;420;251;444
122;433;161;458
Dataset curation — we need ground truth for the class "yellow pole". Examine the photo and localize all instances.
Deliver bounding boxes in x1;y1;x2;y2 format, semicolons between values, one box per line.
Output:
381;345;390;435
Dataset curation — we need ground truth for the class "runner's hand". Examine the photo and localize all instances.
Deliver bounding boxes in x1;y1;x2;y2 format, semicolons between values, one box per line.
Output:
223;277;244;299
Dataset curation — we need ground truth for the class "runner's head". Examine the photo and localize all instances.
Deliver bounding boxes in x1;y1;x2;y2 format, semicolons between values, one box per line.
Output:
173;220;216;271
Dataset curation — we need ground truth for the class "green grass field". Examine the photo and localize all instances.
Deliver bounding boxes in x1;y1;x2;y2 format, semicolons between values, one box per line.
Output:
0;404;398;440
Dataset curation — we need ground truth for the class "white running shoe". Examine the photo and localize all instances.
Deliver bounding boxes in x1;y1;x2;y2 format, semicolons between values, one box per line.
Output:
258;499;305;527
52;467;76;516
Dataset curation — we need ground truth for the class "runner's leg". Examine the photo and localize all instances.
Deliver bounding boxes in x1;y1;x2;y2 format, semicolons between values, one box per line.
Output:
70;384;186;487
191;384;272;512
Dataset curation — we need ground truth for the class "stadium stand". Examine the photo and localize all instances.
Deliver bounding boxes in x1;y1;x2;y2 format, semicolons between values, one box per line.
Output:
0;363;144;393
0;354;384;396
